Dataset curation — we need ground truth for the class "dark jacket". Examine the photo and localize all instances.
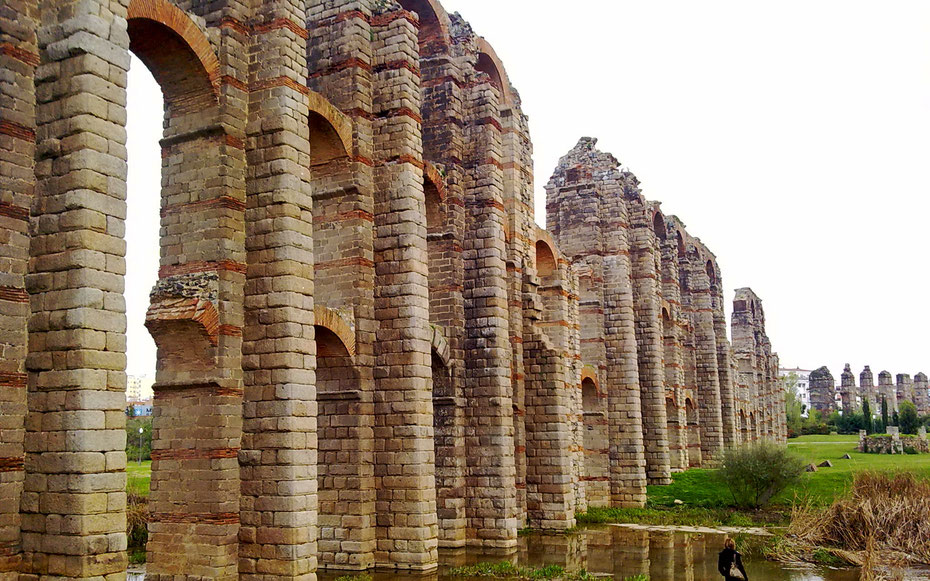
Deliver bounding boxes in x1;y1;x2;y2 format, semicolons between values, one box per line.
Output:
718;547;748;580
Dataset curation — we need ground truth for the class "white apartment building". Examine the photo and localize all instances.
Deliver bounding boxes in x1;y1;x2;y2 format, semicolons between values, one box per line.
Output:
779;367;812;417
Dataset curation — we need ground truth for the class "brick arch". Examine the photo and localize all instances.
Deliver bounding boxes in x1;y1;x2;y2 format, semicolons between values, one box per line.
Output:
651;210;667;240
430;325;451;369
475;38;513;105
127;0;220;115
314;306;356;358
580;365;600;393
397;0;452;55
424;161;447;203
307;91;353;164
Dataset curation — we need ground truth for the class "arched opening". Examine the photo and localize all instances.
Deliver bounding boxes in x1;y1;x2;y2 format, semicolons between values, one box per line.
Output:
685;399;701;468
581;377;608;507
750;412;758;441
309;99;374;567
125;3;240;576
535;240;556;279
476;52;504;94
397;0;449;55
705;259;716;287
316;324;375;570
676;231;685;259
653;212;666;241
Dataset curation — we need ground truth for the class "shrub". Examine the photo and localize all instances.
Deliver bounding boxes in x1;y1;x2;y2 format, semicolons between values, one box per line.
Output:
900;401;920;435
719;442;806;508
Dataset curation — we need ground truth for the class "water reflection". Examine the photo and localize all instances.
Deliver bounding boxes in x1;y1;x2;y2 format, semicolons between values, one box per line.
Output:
313;525;862;581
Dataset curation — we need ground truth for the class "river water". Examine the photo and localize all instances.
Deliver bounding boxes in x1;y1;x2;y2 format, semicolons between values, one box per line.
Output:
315;525;864;581
129;524;927;580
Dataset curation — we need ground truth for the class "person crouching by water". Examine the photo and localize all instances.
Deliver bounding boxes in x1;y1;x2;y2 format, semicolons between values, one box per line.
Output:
718;536;748;580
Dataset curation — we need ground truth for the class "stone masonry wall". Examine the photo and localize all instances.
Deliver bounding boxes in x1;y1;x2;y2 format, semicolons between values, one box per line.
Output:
0;1;784;578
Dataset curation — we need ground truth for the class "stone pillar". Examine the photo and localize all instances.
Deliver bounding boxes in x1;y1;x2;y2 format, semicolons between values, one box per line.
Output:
462;63;517;548
659;231;686;470
626;201;670;485
239;1;317;578
914;372;929;415
860;365;876;412
544;139;646;507
896;373;913;408
601;175;647;505
840;364;857;413
369;9;438;569
24;1;129;577
710;263;738;448
878;371;896;414
689;251;723;462
0;1;36;577
808;366;835;416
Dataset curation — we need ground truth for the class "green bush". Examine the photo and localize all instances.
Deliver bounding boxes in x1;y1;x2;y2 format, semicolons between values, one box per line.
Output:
719;442;806;508
899;401;920;435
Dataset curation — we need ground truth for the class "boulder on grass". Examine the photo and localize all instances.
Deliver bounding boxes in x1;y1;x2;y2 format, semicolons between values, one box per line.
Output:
841;453;852;460
805;463;818;472
818;460;833;468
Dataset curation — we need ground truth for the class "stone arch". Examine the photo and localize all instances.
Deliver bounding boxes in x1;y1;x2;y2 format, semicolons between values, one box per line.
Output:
535;239;557;279
685;398;701;468
128;4;245;575
581;376;608;507
127;0;220;116
580;365;600;394
705;259;716;287
314;306;356;358
475;38;513;105
315;317;375;569
307;91;353;164
652;211;666;241
675;231;685;259
397;0;452;55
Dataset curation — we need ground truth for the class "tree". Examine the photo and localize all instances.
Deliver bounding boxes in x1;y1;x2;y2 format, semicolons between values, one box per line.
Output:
881;396;889;431
892;411;900;427
782;372;803;437
862;399;873;434
899;401;919;435
719;442;806;508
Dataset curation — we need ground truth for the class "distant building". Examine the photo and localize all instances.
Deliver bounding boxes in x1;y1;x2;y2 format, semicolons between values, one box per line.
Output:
128;399;153;417
779;367;812;417
127;375;155;402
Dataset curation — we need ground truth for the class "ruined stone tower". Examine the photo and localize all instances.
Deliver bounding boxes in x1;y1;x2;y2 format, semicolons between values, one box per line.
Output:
879;370;897;414
809;366;836;415
861;365;876;410
840;364;857;413
915;372;929;414
0;1;784;579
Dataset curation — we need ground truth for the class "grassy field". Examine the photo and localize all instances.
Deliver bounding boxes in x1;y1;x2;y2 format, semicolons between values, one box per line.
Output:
648;435;930;508
127;460;151;496
579;434;930;527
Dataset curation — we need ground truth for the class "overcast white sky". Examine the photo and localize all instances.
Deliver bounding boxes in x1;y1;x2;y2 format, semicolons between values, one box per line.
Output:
125;1;930;383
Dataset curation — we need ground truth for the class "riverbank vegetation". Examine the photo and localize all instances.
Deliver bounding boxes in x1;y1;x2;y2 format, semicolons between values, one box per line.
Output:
769;472;930;577
576;435;930;528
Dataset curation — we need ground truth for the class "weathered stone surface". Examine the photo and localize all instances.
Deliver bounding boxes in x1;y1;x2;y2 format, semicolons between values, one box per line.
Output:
0;1;785;578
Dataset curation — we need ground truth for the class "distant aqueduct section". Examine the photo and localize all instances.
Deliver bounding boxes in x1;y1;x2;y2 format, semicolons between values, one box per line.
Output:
0;0;784;578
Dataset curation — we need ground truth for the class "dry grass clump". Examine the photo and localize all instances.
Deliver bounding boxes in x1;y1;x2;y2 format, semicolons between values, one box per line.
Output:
127;492;149;563
773;472;930;574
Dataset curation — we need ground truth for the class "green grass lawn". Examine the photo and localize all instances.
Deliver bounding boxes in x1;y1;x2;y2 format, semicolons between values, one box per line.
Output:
127;460;151;496
580;434;930;527
647;434;930;510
